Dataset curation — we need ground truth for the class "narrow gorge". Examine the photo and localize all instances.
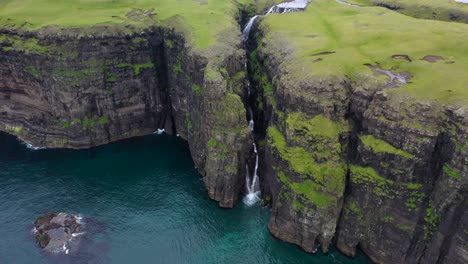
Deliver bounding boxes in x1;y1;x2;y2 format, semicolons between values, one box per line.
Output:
0;0;466;263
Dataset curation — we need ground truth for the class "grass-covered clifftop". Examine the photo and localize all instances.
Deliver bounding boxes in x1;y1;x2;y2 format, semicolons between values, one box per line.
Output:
0;0;243;49
261;0;468;106
347;0;468;23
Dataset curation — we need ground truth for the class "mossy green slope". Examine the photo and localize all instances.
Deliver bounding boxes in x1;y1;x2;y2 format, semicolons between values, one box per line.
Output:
261;0;468;105
0;0;242;49
268;113;349;209
360;135;413;158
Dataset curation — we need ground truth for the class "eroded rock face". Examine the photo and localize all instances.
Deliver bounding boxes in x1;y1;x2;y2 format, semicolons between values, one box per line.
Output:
249;24;468;264
33;213;83;254
0;27;250;207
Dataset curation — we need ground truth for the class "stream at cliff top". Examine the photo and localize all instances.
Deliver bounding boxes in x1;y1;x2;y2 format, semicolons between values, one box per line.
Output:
0;132;370;264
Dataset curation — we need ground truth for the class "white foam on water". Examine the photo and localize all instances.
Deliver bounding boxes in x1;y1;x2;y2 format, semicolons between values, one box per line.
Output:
23;141;44;150
243;191;261;206
71;232;85;238
154;128;165;135
75;214;84;225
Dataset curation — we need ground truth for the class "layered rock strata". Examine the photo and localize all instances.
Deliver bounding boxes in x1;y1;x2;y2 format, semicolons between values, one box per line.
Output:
0;25;250;208
248;16;467;264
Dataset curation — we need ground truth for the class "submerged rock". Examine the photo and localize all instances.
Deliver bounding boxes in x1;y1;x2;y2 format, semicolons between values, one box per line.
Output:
33;212;83;254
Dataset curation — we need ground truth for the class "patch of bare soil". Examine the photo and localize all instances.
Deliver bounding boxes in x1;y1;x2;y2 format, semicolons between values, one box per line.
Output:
391;54;412;62
310;51;335;56
421;55;444;63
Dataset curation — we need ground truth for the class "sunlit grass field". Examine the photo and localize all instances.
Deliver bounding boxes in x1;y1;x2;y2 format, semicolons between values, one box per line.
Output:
0;0;240;48
346;0;468;23
262;0;468;104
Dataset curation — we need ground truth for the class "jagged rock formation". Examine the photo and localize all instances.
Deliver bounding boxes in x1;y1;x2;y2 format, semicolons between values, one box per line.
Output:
33;212;83;254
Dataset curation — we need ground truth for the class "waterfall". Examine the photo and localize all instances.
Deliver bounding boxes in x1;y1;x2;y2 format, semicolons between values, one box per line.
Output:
248;107;254;131
242;15;259;41
241;0;312;206
242;0;311;41
243;142;261;206
266;0;311;15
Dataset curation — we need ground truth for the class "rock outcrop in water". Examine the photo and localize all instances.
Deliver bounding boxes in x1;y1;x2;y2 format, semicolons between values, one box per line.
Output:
33;212;83;254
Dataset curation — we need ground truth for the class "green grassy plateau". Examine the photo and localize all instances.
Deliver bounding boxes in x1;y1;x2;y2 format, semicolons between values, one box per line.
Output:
0;0;243;48
347;0;468;23
262;0;468;105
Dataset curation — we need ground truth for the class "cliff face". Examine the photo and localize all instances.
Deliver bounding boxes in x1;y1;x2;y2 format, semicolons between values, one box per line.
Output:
1;0;467;263
1;29;163;148
336;84;468;264
249;16;467;264
0;26;250;208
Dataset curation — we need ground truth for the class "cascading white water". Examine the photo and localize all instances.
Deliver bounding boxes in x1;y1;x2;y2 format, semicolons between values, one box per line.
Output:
242;0;312;206
266;0;311;14
243;0;312;41
248;107;254;131
243;142;261;206
242;15;259;41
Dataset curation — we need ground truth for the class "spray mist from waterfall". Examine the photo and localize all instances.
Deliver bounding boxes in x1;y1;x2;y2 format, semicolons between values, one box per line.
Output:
244;100;261;206
243;142;261;206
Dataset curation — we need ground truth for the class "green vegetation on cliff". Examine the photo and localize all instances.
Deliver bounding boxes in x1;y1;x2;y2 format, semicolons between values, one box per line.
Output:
443;164;462;179
0;35;48;54
261;0;468;105
286;112;348;161
268;112;347;208
350;165;425;211
4;124;23;135
424;201;440;240
276;169;332;209
117;62;154;76
287;113;345;140
360;134;413;158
